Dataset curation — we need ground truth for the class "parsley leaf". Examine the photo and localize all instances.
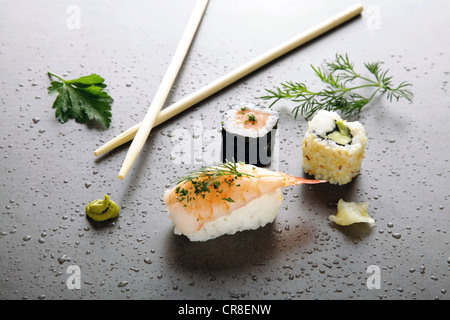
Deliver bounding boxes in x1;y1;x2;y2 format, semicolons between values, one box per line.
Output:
47;72;114;128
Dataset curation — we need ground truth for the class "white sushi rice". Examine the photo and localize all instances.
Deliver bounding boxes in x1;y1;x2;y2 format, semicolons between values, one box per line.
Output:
173;189;283;242
222;101;279;139
307;110;341;137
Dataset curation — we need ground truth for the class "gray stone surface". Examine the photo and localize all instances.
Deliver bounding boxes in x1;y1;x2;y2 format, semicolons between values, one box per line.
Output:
0;0;448;300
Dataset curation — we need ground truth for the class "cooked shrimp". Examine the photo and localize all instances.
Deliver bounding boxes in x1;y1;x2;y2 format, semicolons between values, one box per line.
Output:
164;162;324;236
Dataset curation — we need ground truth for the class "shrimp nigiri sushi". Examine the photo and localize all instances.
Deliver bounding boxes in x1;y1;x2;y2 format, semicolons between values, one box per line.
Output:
163;161;325;241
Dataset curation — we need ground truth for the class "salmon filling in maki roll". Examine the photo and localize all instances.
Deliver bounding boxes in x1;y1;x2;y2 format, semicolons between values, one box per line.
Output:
222;102;279;167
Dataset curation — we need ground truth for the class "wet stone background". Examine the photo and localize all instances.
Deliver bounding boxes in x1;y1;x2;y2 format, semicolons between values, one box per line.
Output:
0;0;449;300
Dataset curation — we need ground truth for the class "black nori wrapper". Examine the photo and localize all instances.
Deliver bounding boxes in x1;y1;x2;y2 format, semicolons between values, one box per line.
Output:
221;122;278;167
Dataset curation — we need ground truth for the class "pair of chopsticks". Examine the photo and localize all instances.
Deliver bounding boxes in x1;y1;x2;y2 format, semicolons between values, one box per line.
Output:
99;2;364;180
117;0;209;179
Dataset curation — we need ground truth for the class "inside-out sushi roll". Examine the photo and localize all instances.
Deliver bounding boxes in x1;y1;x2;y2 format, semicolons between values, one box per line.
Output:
163;161;324;241
301;110;367;185
222;102;279;167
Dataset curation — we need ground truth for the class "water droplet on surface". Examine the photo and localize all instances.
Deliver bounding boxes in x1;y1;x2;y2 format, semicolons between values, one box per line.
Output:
118;281;128;287
419;265;426;274
392;233;401;239
57;255;71;265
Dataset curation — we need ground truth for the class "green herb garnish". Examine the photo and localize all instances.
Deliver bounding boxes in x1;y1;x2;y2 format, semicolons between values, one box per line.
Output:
245;114;258;125
174;160;253;201
47;72;114;128
261;53;413;119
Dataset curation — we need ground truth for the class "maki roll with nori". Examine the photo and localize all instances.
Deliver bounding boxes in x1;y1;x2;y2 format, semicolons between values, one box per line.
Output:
302;110;367;185
222;102;279;167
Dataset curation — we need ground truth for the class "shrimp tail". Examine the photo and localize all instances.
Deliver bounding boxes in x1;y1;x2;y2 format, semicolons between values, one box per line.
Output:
283;174;327;186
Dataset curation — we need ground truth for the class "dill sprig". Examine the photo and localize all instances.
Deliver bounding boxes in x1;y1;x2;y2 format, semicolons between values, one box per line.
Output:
261;53;413;119
173;160;254;200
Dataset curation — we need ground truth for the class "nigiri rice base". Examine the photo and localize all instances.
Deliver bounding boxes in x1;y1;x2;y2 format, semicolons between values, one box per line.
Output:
170;189;283;242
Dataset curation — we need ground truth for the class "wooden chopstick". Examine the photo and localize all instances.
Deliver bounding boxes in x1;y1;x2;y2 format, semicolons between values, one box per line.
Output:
95;3;363;159
117;0;208;180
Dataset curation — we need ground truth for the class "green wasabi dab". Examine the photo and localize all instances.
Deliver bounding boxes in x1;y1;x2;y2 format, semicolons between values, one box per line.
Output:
85;195;120;221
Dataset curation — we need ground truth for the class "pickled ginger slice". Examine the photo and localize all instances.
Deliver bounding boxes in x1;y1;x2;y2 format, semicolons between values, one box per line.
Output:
329;199;374;226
